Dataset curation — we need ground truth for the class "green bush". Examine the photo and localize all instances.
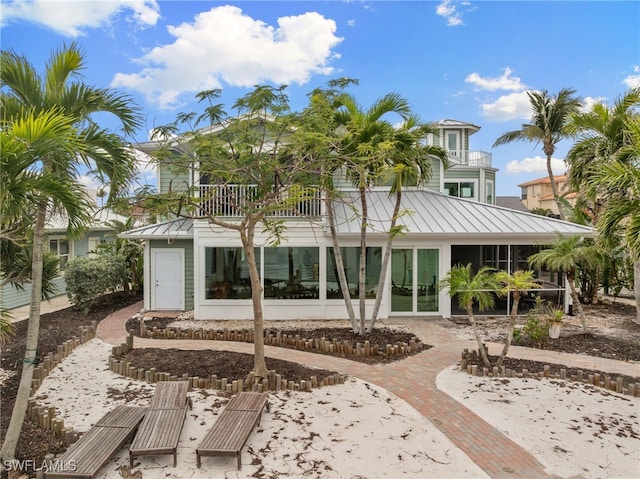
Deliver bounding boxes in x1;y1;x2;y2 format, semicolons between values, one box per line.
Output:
64;253;128;310
522;315;549;349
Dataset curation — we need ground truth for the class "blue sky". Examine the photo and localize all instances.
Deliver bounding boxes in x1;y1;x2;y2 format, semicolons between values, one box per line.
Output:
2;0;639;197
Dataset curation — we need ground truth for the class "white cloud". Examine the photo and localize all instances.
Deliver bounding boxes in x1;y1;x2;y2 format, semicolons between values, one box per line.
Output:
111;6;343;109
505;156;566;175
465;67;526;92
436;0;476;26
0;0;159;37
622;65;640;89
480;91;533;121
582;96;607;112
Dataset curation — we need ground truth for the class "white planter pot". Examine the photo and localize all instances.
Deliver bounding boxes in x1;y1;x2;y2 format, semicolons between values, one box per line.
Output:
549;323;561;339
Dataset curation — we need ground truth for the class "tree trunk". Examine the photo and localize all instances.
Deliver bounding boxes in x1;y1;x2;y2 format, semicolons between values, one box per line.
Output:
325;194;357;330
546;152;565;220
496;294;520;367
240;222;269;382
368;190;402;332
567;272;587;332
467;305;492;368
634;259;640;325
358;186;368;336
1;202;47;460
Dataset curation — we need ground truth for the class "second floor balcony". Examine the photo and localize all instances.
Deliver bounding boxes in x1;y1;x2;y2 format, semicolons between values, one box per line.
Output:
198;184;323;218
447;150;492;167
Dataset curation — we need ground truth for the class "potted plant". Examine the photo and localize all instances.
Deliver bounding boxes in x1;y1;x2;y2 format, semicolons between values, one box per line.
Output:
547;309;564;339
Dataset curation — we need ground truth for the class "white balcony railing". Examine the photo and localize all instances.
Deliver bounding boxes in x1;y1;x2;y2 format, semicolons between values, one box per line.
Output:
198;184;322;218
447;150;492;167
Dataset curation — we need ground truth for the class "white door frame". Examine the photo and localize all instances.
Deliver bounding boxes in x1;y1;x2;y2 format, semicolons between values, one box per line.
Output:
151;248;184;310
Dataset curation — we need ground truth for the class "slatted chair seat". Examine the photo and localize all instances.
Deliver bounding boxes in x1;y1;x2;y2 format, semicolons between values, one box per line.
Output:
129;381;190;467
196;392;270;469
45;405;147;479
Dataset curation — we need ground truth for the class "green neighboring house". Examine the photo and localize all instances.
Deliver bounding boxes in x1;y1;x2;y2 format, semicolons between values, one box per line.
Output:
1;205;130;311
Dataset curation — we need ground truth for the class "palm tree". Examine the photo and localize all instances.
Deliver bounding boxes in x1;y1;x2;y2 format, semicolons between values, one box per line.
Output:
332;91;413;335
493;88;582;220
566;87;640;195
439;264;501;368
494;270;540;367
368;118;448;331
587;116;640;323
566;87;640;313
528;234;598;332
0;44;141;460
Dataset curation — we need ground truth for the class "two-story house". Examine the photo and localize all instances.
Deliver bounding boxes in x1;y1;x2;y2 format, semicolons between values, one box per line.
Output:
122;120;593;320
518;174;578;215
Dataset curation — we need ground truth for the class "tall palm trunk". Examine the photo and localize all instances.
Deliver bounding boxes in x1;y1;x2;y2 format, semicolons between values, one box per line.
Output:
1;202;47;460
358;186;368;336
467;305;491;368
241;221;268;382
634;259;640;325
325;194;357;330
545;150;565;220
368;189;402;332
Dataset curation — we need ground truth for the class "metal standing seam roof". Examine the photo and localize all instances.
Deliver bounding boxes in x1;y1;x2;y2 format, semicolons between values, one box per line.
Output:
119;216;194;239
331;189;595;238
120;190;594;240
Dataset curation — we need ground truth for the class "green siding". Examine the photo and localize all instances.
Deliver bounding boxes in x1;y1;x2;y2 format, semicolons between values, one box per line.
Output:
425;158;442;191
444;168;480;181
150;239;194;310
2;231;117;310
159;165;191;195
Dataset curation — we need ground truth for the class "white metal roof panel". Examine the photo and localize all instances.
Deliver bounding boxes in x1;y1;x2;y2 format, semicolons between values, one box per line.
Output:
119;217;193;239
332;189;594;238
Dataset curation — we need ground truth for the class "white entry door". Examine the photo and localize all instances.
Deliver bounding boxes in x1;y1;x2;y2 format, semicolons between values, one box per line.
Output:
152;249;184;310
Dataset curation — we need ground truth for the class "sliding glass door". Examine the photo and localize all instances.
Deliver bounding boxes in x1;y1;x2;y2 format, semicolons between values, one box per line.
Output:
391;248;439;314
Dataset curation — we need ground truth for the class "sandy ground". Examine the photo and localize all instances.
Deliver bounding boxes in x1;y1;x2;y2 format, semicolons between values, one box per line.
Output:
32;338;640;479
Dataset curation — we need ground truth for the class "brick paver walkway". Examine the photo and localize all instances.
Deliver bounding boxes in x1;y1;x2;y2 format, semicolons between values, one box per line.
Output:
96;302;640;478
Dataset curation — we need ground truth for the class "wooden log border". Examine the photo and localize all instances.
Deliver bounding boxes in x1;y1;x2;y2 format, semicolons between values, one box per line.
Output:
27;322;97;446
137;322;423;360
109;337;347;393
460;348;640;398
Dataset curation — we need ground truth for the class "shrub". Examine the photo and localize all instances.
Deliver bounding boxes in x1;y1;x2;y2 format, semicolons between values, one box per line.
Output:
519;297;564;348
64;253;128;310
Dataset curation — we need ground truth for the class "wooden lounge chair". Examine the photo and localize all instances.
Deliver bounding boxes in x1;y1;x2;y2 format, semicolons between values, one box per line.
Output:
129;381;191;467
196;391;270;469
45;405;147;479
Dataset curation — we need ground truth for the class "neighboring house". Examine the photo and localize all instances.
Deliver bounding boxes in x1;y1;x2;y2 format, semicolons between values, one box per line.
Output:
123;120;593;320
1;202;130;310
518;174;578;214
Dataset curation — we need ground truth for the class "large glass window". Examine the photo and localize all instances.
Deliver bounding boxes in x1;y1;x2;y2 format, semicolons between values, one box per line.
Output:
445;181;475;199
204;247;259;299
263;247;319;299
327;247;381;299
49;238;70;271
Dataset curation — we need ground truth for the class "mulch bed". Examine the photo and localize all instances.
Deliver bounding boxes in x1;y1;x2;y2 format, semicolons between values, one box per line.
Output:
125;316;429;364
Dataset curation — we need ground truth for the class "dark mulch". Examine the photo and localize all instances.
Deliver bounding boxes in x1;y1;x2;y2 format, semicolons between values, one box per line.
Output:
118;348;341;384
125;317;428;364
517;332;640;362
489;356;639;391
